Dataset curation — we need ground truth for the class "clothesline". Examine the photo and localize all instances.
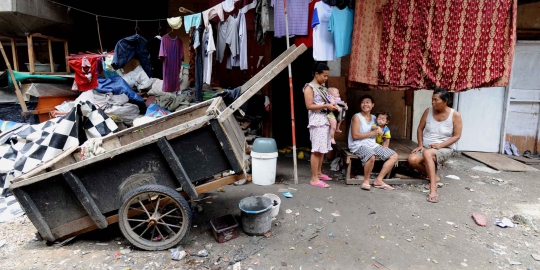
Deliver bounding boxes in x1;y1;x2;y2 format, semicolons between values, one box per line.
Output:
46;0;256;24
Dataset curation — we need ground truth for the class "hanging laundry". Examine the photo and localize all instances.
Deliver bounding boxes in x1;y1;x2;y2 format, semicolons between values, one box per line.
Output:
102;56;119;78
159;34;184;92
223;0;240;12
312;1;335;61
255;0;270;45
238;0;257;13
227;12;247;70
295;0;319;48
217;16;240;63
146;36;163;79
167;16;183;29
328;5;354;58
271;0;310;38
69;57;99;91
183;13;202;34
193;27;205;102
111;34;152;77
203;26;216;85
188;28;197;84
202;3;225;27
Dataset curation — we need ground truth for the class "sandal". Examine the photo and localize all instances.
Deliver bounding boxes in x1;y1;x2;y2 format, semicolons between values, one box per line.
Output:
424;183;444;190
427;194;439;203
319;174;333;181
361;183;371;191
310;181;330;188
373;184;394;190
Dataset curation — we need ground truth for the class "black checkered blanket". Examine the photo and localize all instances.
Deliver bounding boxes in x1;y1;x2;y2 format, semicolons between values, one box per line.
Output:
0;101;118;196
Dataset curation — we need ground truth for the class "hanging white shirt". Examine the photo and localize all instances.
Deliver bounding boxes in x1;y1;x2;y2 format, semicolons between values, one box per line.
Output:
312;1;335;61
203;26;216;84
227;13;248;70
223;0;240;12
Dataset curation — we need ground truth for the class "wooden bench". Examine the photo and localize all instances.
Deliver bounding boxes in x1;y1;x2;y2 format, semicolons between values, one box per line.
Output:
334;138;424;185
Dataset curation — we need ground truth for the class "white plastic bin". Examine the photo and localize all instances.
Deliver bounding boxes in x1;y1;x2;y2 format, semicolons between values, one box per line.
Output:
251;151;278;185
263;193;281;217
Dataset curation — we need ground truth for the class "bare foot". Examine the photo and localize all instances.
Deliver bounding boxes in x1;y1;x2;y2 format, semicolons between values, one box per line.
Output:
331;138;336;144
336;129;342;133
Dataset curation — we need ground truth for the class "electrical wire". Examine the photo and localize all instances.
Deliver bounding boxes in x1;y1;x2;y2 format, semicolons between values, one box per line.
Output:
47;0;169;22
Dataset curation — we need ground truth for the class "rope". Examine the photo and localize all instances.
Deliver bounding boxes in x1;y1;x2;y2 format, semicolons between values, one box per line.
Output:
47;0;169;22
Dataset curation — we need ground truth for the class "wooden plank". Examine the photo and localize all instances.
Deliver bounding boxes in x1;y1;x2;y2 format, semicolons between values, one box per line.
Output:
218;45;307;122
51;173;245;241
11;146;79;183
205;97;222;116
505;155;540;164
346;178;428;185
463;152;538;172
12;188;55;241
10;38;18;71
392;138;418;151
388;140;413;160
0;42;28;112
30;33;67;42
11;115;215;188
210;120;244;174
27;35;35;73
63;171;108;229
240;45;301;93
219;118;244;171
48;39;54;73
64;41;70;73
156;137;198;199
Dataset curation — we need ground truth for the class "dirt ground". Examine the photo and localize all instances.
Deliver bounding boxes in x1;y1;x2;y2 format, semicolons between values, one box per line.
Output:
1;154;540;270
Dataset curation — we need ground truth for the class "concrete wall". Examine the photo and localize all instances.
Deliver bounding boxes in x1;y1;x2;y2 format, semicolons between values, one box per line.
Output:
14;0;72;24
518;2;540;29
411;90;432;143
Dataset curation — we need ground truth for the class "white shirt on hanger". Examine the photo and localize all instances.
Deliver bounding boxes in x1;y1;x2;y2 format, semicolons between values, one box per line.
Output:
203;26;216;84
312;1;335;61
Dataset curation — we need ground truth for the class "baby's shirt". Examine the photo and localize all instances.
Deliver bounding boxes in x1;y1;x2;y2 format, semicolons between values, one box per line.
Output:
372;124;391;145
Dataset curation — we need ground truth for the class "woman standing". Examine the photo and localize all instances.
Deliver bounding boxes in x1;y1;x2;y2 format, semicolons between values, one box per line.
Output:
303;64;339;188
407;88;463;203
348;95;398;191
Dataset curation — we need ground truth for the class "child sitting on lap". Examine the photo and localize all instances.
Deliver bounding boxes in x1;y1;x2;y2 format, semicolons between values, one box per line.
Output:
372;111;391;148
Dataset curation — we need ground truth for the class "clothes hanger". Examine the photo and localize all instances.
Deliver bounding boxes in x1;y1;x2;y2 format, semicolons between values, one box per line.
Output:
135;20;140;34
156;20;162;40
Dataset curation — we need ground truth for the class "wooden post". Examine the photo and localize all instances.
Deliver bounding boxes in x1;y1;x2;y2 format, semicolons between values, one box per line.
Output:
27;35;35;73
64;41;70;73
10;38;18;71
48;39;54;73
0;42;28;113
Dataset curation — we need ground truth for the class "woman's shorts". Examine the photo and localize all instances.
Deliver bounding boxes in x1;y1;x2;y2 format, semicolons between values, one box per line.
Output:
353;145;396;165
309;126;332;154
415;147;454;166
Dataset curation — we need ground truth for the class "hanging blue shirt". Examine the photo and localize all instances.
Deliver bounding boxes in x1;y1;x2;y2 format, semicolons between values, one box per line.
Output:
328;6;354;58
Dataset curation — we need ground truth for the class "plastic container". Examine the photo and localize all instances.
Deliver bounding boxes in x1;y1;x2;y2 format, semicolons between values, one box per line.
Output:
239;196;273;236
210;214;239;243
251;138;278;186
263;193;281;217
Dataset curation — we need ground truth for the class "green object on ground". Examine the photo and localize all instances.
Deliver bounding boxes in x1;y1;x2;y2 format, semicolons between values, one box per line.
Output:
7;70;69;86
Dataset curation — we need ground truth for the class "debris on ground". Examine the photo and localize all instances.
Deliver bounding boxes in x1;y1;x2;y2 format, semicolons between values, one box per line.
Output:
368;211;376;215
190;249;209;257
314;207;322;213
472;213;487;227
282;192;293;198
511;214;530;225
233;262;241;270
465;187;475;192
531;254;540;261
171;249;187;261
285;209;292;214
217;188;226;192
0;239;5;248
264;232;271;238
507;259;522;265
119;247;131;255
331;211;341;217
327;196;333;203
494;217;517;228
445;175;460;180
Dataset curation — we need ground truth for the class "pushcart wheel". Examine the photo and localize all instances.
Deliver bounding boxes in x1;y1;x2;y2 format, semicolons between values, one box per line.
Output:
118;185;192;251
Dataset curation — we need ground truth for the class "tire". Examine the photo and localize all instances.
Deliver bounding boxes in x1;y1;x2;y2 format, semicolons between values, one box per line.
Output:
118;185;192;251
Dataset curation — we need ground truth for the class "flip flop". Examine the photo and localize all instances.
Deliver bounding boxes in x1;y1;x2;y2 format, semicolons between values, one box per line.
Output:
373;184;394;190
427;194;439;203
310;181;330;188
361;183;371;191
319;174;333;181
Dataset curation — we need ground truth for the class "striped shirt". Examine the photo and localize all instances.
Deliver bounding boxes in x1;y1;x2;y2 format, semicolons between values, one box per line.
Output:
159;34;184;92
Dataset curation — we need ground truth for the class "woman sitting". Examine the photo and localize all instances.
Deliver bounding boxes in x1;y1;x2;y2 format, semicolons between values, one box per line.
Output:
407;88;463;203
348;95;398;191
